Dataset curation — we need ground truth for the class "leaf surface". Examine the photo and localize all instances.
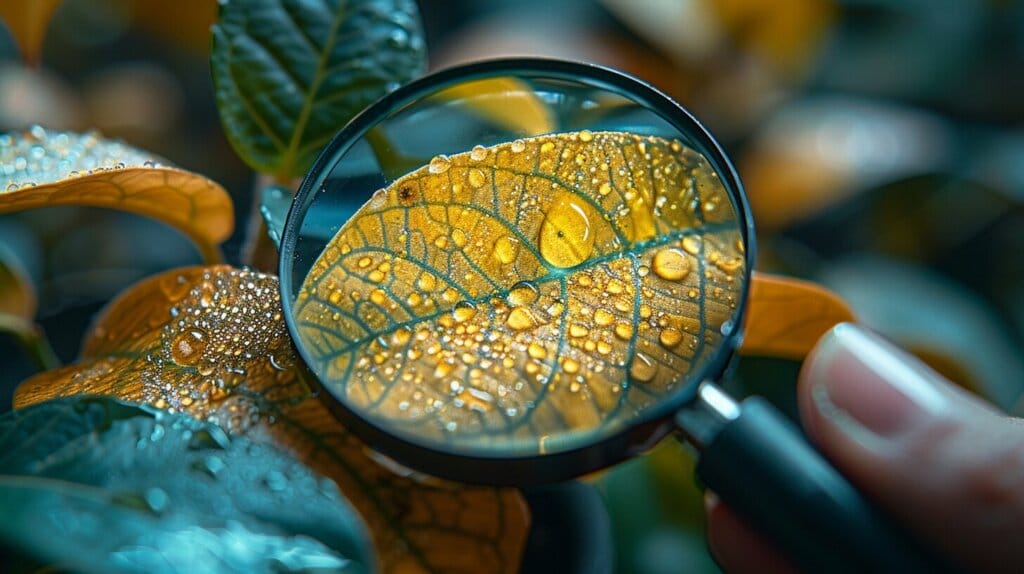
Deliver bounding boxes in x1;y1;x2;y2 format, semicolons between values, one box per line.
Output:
211;0;427;179
0;242;35;321
741;272;856;359
295;131;746;452
0;128;234;263
0;396;372;574
15;266;529;574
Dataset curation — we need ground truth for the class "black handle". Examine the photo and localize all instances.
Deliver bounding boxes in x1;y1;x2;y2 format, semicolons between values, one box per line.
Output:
687;396;953;574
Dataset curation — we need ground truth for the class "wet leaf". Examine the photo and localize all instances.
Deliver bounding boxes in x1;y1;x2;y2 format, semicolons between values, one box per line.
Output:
15;266;529;574
741;272;856;360
0;128;234;263
0;0;62;65
0;396;373;574
211;0;427;179
295;131;745;451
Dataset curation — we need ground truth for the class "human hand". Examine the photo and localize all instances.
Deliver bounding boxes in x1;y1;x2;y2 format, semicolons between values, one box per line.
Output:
706;323;1024;574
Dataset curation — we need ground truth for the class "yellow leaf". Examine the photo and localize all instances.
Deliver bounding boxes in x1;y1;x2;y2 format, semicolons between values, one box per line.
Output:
0;0;62;66
432;77;555;136
1;128;233;263
295;131;745;453
14;265;529;574
0;243;35;322
741;272;856;359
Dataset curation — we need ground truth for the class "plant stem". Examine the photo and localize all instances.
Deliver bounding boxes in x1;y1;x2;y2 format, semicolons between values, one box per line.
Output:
0;314;61;371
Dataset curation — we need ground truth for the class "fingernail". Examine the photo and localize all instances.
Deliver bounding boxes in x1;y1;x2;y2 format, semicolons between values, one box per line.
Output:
805;323;947;439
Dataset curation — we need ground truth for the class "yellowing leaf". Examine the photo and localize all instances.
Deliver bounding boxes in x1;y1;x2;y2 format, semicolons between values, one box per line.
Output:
0;128;233;263
0;0;62;65
431;77;555;136
741;272;856;359
295;131;746;454
14;265;528;574
0;243;35;322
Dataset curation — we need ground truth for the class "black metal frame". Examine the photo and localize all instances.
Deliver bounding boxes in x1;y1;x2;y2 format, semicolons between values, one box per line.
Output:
278;58;756;485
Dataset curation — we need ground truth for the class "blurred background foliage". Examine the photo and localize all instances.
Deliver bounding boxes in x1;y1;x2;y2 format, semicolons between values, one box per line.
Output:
1;1;1022;573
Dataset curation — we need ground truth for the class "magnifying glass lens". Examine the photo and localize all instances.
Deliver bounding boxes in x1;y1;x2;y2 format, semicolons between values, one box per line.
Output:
283;65;748;460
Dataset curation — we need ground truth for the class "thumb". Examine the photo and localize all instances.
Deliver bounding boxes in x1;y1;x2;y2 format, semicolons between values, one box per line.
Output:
799;323;1024;574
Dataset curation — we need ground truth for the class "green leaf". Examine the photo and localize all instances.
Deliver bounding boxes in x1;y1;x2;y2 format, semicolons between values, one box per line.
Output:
294;131;746;454
260;183;293;249
211;0;428;179
0;396;374;574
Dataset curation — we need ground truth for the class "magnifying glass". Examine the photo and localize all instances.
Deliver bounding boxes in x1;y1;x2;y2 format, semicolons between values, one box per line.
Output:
279;59;943;573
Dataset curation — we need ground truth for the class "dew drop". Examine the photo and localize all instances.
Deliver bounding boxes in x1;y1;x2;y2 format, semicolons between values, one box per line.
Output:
452;301;477;323
428;155;451;174
569;324;589;338
468;168;486;188
451;228;468;248
417;273;437;291
527;341;547;360
506;281;538;306
682;236;702;255
510;139;526;153
357;256;373;268
540;141;555;153
539;194;595;268
614;322;633;340
492;236;518;264
507;307;538;331
171;328;208;366
629;353;657;382
578;130;594;142
562;357;581;374
370;289;387;305
659;328;683;348
652;248;691;281
593;309;615;326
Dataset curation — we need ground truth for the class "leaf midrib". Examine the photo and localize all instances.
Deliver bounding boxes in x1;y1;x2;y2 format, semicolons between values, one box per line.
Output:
278;0;348;179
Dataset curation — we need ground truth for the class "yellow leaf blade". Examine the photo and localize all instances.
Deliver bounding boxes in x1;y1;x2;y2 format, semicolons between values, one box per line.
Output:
0;0;62;65
14;265;529;574
1;129;234;262
741;272;857;359
433;77;555;136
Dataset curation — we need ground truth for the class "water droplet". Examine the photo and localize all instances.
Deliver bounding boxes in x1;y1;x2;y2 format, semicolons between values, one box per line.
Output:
417;273;437;291
652;248;691;281
527;341;547;360
569;324;589;338
468;168;486;188
368;269;385;283
171;328;208;366
597;341;612;355
614;322;633;340
541;141;555;153
562;357;581;374
510;139;526;153
598;182;611;196
594;309;615;326
659;328;683;348
492;236;518;264
470;145;488;161
629;353;657;382
452;301;477;323
370;289;387;305
357;256;373;268
682;236;702;255
429;155;451;174
507;307;538;331
507;281;538;306
451;228;468;248
539;193;595;268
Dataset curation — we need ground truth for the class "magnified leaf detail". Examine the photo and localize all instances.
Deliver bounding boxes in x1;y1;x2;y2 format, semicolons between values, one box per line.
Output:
14;265;529;574
296;131;745;452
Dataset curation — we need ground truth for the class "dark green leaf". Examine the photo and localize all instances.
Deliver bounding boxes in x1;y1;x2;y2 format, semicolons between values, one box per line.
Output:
211;0;427;179
0;396;374;574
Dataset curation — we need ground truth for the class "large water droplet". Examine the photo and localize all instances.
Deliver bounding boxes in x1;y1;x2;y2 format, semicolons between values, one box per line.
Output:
171;328;208;366
629;353;657;382
506;281;538;306
428;155;451;174
492;236;518;264
539;194;595;268
507;307;538;331
652;248;691;281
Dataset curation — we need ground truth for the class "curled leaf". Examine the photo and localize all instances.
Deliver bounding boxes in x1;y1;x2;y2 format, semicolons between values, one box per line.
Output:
15;265;529;574
430;77;555;136
0;0;62;65
211;0;428;179
0;128;234;263
740;272;856;359
295;131;745;452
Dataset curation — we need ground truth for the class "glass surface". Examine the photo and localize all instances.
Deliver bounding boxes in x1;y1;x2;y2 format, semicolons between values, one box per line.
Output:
284;65;748;459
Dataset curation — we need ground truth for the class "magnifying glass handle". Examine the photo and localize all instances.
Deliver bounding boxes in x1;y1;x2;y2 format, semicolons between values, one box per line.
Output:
676;382;957;574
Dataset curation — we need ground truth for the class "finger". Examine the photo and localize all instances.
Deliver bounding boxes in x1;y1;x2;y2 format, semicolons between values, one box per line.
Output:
799;323;1024;574
704;493;795;574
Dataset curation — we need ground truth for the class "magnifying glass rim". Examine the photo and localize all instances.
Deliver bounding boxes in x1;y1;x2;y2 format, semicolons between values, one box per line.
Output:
279;57;756;485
